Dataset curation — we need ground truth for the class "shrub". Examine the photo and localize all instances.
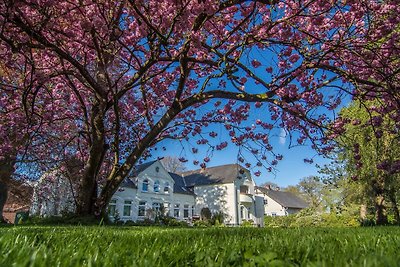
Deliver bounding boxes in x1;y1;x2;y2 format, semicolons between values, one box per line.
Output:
210;212;225;226
241;219;254;227
160;216;188;227
200;208;212;220
193;220;211;227
25;215;101;226
264;211;361;228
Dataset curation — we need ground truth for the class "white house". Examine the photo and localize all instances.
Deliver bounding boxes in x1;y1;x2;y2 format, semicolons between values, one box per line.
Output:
108;160;195;222
29;159;307;225
255;186;308;216
30;169;77;217
110;160;265;226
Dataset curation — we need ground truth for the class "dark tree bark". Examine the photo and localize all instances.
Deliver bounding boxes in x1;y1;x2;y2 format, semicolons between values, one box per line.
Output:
0;181;8;223
0;158;16;223
375;195;388;225
372;178;388;225
75;100;107;216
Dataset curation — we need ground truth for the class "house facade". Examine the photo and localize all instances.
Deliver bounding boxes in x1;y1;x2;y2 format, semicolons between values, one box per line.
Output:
255;186;308;216
110;160;264;226
108;160;195;222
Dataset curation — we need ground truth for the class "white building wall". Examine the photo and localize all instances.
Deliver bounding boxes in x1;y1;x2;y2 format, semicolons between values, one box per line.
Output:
262;194;286;216
110;161;195;222
112;187;195;222
193;183;236;224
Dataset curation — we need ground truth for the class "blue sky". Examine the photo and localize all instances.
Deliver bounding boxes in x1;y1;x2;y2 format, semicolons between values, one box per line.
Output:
150;120;331;188
146;38;348;188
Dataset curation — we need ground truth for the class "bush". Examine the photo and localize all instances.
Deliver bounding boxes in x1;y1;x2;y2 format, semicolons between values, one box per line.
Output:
210;212;225;226
264;211;361;228
240;219;254;227
160;216;188;227
25;214;101;226
193;220;211;227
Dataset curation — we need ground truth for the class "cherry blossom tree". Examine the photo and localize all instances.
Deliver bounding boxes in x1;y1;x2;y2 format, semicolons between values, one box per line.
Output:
1;0;399;218
0;57;79;221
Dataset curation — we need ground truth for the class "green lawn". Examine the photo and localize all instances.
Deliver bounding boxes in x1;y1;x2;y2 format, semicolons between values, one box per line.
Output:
0;226;399;266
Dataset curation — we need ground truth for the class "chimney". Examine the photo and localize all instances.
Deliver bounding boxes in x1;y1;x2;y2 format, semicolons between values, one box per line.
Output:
265;184;271;190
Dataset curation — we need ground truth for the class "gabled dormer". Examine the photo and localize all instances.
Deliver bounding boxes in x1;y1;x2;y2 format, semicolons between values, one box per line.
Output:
235;167;255;196
126;160;175;195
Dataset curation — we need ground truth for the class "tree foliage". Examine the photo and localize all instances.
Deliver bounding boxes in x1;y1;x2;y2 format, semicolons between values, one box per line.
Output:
0;0;399;217
336;101;400;225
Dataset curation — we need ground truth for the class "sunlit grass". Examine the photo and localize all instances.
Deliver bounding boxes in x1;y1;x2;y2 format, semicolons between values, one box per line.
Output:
0;226;399;266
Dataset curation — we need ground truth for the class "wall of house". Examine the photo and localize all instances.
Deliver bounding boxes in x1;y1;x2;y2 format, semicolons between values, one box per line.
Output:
111;187;195;222
111;161;196;222
261;194;287;216
193;183;236;224
235;173;264;226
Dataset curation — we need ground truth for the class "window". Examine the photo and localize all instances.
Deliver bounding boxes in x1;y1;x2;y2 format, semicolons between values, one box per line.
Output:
164;202;170;216
183;204;189;218
240;206;244;219
164;182;170;193
191;205;195;217
240;185;249;194
154;180;160;192
174;204;180;218
108;199;117;216
142;179;149;192
152;202;161;216
138;201;146;217
263;198;268;205
247;207;251;219
123;200;132;217
271;212;277;217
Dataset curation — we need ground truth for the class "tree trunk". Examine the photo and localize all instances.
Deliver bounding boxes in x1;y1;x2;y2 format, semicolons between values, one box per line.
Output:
375;194;388;225
0;157;16;223
372;178;388;225
94;101;188;218
75;100;107;216
360;204;367;221
0;181;8;223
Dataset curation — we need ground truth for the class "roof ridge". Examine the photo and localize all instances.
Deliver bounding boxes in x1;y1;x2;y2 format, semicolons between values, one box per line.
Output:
180;163;244;175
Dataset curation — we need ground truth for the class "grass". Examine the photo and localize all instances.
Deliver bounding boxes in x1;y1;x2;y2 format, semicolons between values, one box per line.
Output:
0;226;399;266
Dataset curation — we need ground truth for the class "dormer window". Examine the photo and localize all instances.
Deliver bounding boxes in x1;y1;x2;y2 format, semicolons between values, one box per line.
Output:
154;180;160;192
164;182;170;193
142;179;149;192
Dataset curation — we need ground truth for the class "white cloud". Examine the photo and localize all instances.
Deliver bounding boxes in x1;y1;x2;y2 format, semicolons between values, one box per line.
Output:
279;128;287;145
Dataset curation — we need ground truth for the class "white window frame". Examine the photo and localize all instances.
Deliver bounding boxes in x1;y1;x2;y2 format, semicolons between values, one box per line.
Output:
108;199;117;217
164;182;170;194
142;179;149;192
152;202;161;216
154;180;160;193
164;202;170;216
138;201;146;217
123;200;132;217
183;204;189;218
174;204;180;218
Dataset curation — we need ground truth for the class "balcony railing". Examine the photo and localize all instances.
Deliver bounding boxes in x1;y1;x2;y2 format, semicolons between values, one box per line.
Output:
239;193;253;204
